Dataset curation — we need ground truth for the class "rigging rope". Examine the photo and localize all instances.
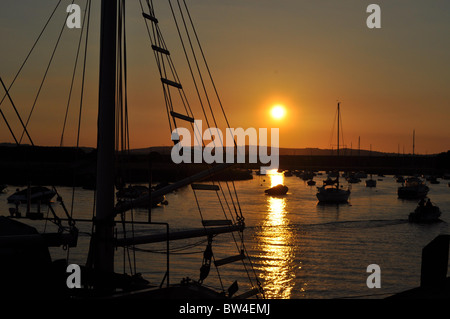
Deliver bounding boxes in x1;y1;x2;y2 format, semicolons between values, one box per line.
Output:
67;0;92;262
0;0;63;108
178;0;262;295
0;1;81;260
116;0;138;276
0;77;33;145
60;0;89;147
113;0;265;297
19;0;76;144
177;0;246;222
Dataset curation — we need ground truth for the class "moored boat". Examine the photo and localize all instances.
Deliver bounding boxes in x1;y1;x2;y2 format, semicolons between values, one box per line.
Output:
265;184;288;196
316;102;350;204
396;176;405;183
347;176;361;184
283;170;293;177
316;185;350;203
365;179;377;187
7;186;56;204
408;199;441;223
398;177;429;199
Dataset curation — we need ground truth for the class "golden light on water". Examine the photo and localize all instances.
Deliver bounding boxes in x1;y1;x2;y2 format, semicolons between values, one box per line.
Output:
257;170;296;298
268;169;284;188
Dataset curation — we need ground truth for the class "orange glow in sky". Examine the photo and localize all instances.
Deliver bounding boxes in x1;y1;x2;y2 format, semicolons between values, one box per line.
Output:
0;1;449;155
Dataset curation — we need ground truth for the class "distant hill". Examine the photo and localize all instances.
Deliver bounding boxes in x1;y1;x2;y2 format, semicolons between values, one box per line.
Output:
0;142;437;157
0;143;94;153
130;145;412;157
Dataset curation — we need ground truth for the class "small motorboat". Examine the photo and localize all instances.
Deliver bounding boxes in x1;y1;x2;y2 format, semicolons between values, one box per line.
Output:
265;184;288;196
7;186;56;203
116;184;167;208
396;176;405;183
428;176;439;184
116;185;149;199
365;179;377;187
283;170;293;177
408;199;441;223
355;171;367;179
347;176;361;184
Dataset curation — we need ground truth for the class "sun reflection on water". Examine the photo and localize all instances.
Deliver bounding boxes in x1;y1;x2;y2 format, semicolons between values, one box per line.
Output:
257;170;296;298
269;170;284;188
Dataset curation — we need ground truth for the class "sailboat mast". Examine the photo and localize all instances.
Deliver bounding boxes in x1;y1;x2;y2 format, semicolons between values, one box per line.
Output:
336;102;340;188
358;136;360;156
337;102;340;157
93;0;117;282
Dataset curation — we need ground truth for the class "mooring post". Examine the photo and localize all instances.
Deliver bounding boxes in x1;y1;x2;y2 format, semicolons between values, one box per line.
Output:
420;235;450;290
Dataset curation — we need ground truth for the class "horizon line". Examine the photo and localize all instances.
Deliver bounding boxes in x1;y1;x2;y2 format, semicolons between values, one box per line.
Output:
1;142;447;156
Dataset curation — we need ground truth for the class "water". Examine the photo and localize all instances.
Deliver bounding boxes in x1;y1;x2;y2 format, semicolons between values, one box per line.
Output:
1;172;449;299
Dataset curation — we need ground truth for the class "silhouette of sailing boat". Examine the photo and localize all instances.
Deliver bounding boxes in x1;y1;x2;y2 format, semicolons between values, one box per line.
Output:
397;130;429;199
316;102;350;203
0;0;263;299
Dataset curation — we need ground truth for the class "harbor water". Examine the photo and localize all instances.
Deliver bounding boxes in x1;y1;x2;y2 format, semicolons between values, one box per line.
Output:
1;172;449;299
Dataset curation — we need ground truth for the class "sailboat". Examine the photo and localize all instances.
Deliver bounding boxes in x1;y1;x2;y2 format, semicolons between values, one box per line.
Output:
397;130;429;199
365;145;377;187
316;102;350;203
7;186;56;204
0;0;263;299
365;177;376;188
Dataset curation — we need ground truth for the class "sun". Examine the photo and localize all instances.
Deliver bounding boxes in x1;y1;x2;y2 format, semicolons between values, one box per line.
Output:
271;105;286;120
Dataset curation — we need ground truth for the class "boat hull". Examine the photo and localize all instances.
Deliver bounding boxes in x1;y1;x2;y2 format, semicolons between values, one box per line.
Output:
397;186;429;199
7;187;56;203
365;179;377;187
316;187;350;203
408;206;441;223
265;184;288;196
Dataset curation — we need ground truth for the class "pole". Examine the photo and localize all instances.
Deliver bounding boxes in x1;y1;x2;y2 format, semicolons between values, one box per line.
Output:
358;136;360;156
337;102;340;157
93;0;117;287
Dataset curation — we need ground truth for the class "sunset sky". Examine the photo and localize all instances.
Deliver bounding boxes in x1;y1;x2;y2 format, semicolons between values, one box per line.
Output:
1;0;449;154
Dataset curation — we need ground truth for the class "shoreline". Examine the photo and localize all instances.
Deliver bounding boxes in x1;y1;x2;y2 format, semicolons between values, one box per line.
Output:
1;145;449;188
